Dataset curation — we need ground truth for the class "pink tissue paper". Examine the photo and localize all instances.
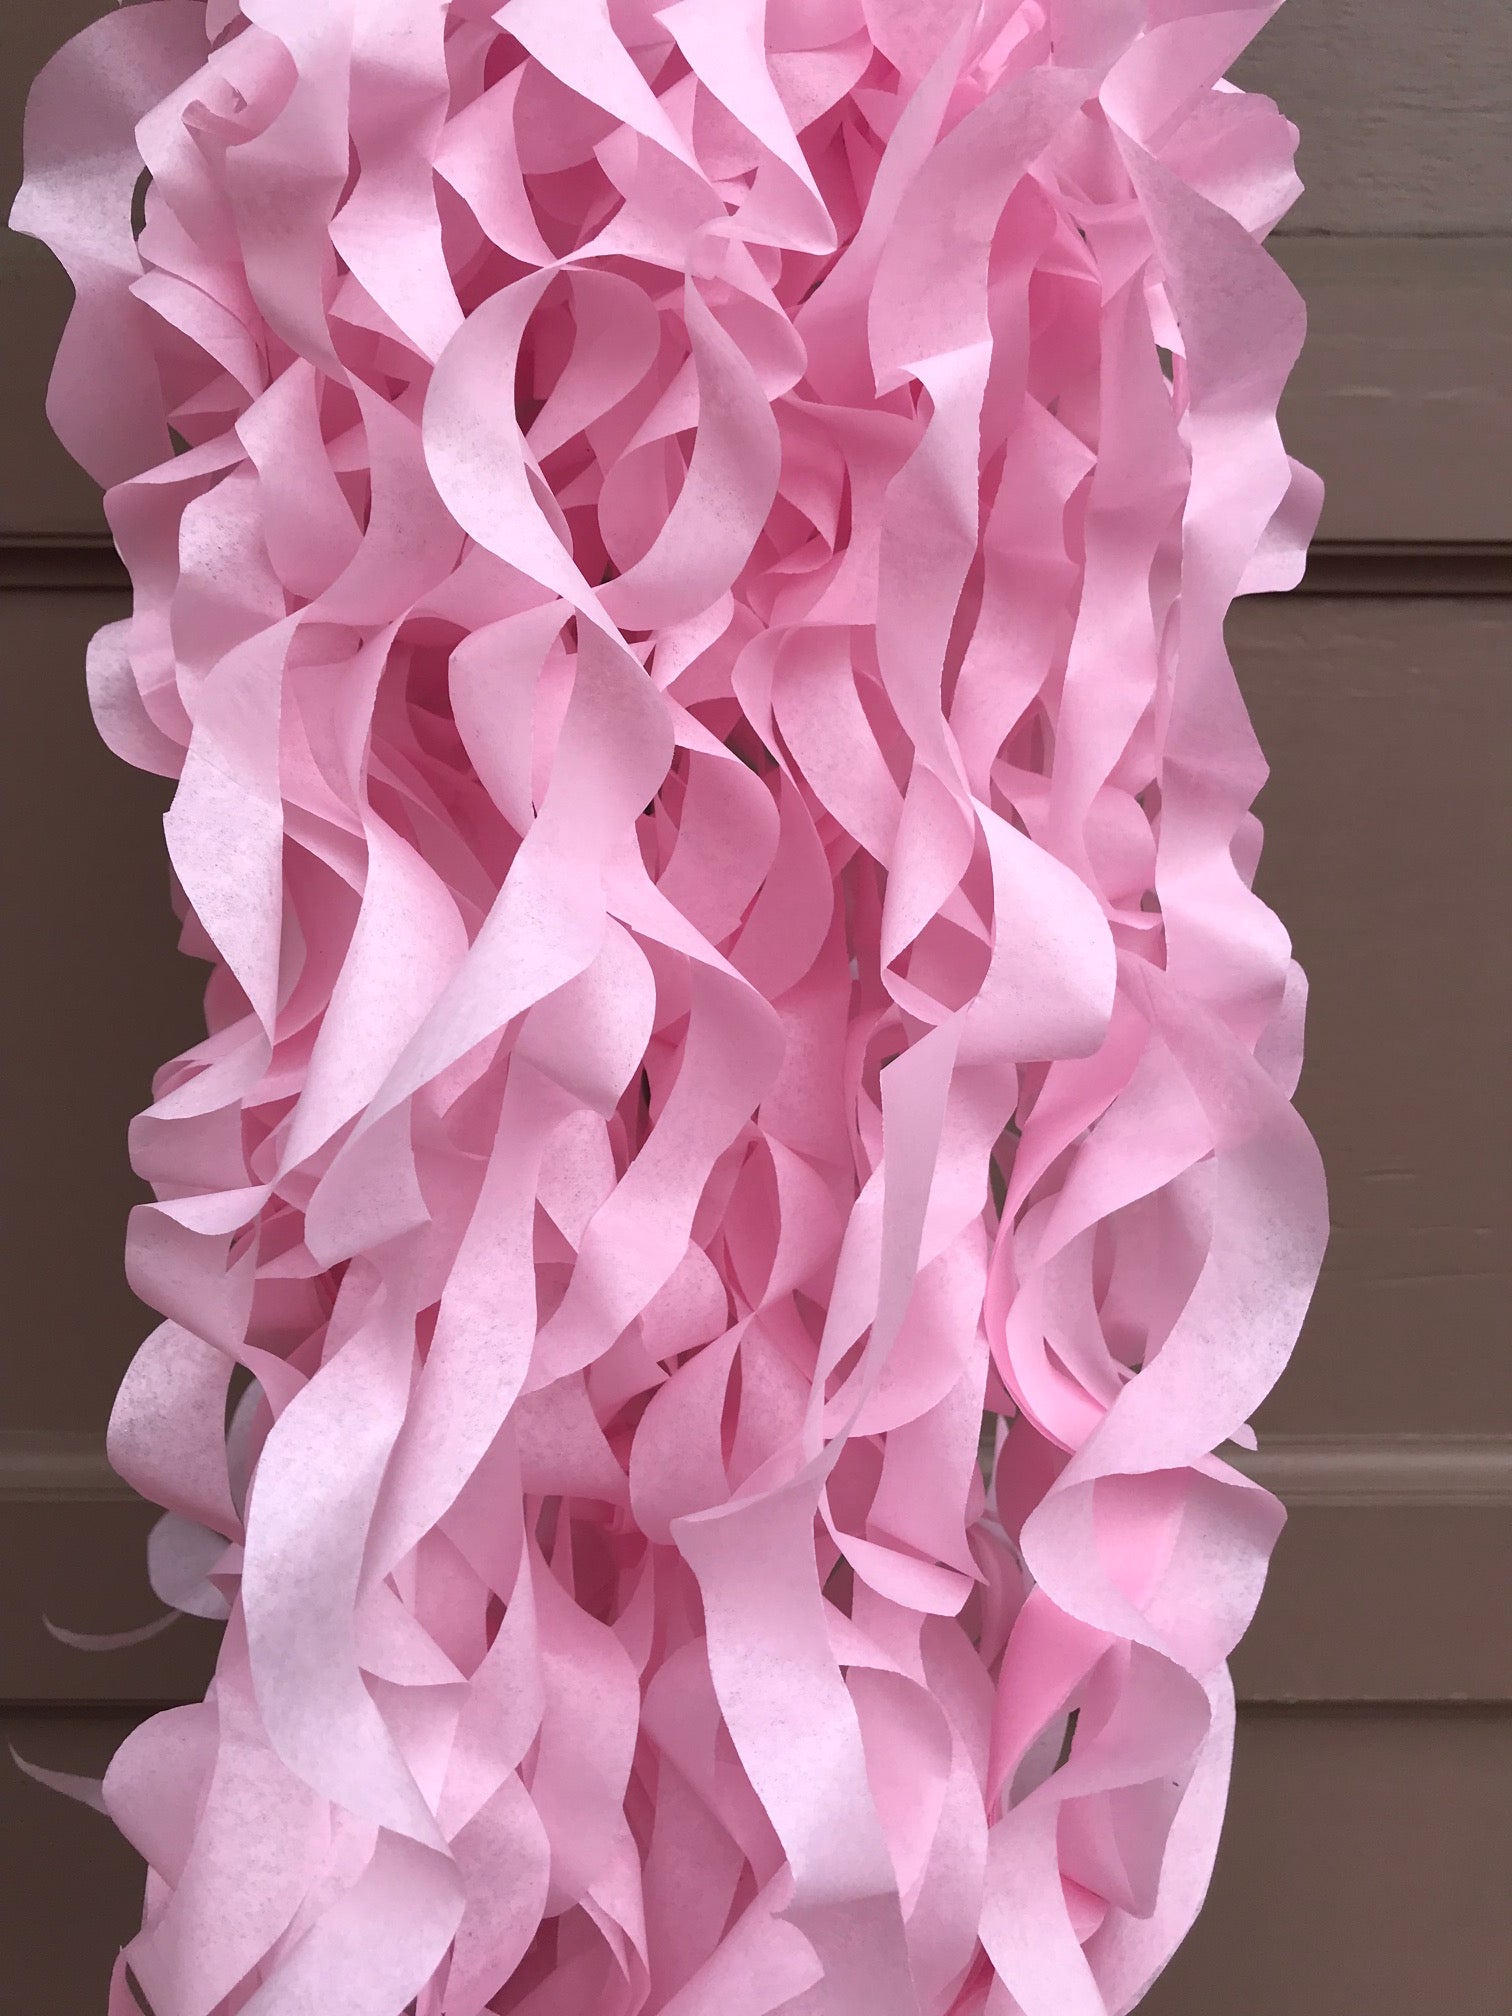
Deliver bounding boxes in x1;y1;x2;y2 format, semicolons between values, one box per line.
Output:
14;2;1326;2011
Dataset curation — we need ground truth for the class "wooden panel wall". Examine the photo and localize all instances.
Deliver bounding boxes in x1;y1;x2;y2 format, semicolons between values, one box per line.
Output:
1164;5;1512;1998
1;3;1508;2012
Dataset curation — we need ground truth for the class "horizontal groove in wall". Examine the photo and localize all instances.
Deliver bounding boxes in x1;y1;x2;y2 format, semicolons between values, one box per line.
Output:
1239;1698;1512;1719
3;536;1509;597
3;533;1512;602
2;1430;1506;1706
4;1429;1509;1509
12;1699;1509;1722
1290;541;1512;597
0;537;123;592
0;536;1507;588
1232;1435;1512;1508
0;1433;131;1504
1275;229;1512;242
3;1698;195;1719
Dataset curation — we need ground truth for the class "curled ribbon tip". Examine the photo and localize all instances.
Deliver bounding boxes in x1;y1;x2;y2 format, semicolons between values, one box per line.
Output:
15;1;1324;2009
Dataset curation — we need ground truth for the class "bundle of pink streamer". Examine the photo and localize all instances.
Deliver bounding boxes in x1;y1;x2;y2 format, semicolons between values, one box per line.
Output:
16;2;1326;2010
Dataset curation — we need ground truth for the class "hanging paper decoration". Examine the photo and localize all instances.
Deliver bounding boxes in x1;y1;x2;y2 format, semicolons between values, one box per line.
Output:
15;1;1326;2010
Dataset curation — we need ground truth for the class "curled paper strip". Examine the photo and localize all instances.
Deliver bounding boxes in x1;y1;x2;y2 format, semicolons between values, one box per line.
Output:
16;2;1325;2010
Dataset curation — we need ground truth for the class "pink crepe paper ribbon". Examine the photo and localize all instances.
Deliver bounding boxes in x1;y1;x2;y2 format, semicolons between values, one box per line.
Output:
14;2;1325;2011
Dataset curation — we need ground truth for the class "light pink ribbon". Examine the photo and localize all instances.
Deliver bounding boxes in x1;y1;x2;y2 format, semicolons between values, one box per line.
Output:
14;1;1324;2009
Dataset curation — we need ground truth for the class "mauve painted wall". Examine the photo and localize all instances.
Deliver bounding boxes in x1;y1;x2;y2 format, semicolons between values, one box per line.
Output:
0;2;1507;2009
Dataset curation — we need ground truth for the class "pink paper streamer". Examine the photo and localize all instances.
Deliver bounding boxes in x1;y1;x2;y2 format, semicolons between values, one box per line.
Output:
15;3;1325;2010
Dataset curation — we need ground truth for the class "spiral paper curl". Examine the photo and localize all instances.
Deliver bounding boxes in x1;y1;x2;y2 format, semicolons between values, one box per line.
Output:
16;2;1326;2010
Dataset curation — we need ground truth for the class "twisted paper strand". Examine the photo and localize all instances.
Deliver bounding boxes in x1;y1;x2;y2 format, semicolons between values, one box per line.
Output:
15;2;1325;2010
